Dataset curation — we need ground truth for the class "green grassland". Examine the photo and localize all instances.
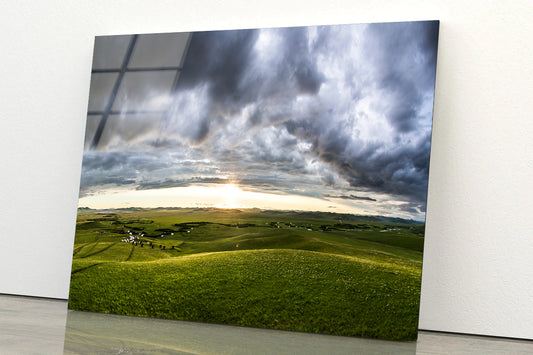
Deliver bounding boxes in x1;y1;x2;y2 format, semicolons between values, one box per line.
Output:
68;207;425;340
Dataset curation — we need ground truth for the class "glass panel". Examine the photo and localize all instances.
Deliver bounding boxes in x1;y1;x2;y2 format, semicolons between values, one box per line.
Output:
129;32;190;68
83;115;101;151
87;73;119;112
112;71;177;111
98;113;165;149
92;35;133;70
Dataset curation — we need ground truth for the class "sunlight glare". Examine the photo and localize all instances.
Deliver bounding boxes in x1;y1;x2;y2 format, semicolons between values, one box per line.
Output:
215;183;241;209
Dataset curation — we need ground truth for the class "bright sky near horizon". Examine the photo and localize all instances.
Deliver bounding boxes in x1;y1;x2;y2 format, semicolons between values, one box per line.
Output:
79;184;366;214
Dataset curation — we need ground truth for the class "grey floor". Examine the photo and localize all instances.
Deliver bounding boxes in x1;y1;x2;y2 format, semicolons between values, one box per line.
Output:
1;294;533;354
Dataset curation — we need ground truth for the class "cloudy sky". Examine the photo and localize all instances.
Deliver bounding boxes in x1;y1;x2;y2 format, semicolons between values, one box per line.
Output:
79;21;439;221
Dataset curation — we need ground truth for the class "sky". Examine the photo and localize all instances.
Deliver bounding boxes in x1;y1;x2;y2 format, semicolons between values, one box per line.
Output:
79;21;439;221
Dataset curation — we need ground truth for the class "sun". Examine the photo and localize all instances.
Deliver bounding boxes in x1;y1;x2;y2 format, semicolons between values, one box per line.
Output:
216;183;242;209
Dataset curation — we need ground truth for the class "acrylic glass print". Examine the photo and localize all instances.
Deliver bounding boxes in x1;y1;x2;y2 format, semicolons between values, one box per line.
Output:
69;21;439;341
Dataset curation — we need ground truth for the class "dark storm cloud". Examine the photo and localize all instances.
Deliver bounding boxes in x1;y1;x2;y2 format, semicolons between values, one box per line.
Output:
135;175;295;198
81;174;136;188
136;176;228;190
365;21;439;132
80;152;141;194
147;138;184;149
167;29;260;143
239;132;304;168
176;29;260;104
178;27;325;101
79;150;197;196
284;116;432;206
324;194;377;202
268;21;438;208
366;21;438;87
81;151;172;173
417;21;439;75
277;27;324;95
398;202;426;215
171;26;326;142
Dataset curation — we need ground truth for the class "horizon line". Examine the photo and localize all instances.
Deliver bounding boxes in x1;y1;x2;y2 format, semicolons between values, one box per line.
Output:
77;205;425;223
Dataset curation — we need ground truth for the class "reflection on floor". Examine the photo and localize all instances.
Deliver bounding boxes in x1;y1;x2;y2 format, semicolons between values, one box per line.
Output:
1;294;533;354
65;309;418;355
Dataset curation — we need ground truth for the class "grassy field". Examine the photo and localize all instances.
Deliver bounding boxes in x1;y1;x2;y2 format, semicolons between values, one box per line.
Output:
68;207;424;340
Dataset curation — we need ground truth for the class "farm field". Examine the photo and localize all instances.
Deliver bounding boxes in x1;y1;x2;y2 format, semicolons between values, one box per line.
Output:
68;207;425;340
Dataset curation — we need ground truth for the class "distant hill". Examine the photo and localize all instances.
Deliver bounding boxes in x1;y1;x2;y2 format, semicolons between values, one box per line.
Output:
78;206;423;225
258;209;422;225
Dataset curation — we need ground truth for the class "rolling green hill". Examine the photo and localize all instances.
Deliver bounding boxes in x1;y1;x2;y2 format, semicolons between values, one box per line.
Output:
69;208;425;340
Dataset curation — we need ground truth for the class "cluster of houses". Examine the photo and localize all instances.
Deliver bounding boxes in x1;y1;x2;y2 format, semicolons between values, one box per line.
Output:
119;230;176;250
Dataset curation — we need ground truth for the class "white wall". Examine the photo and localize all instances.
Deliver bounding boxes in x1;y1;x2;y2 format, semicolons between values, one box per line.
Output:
1;0;532;340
